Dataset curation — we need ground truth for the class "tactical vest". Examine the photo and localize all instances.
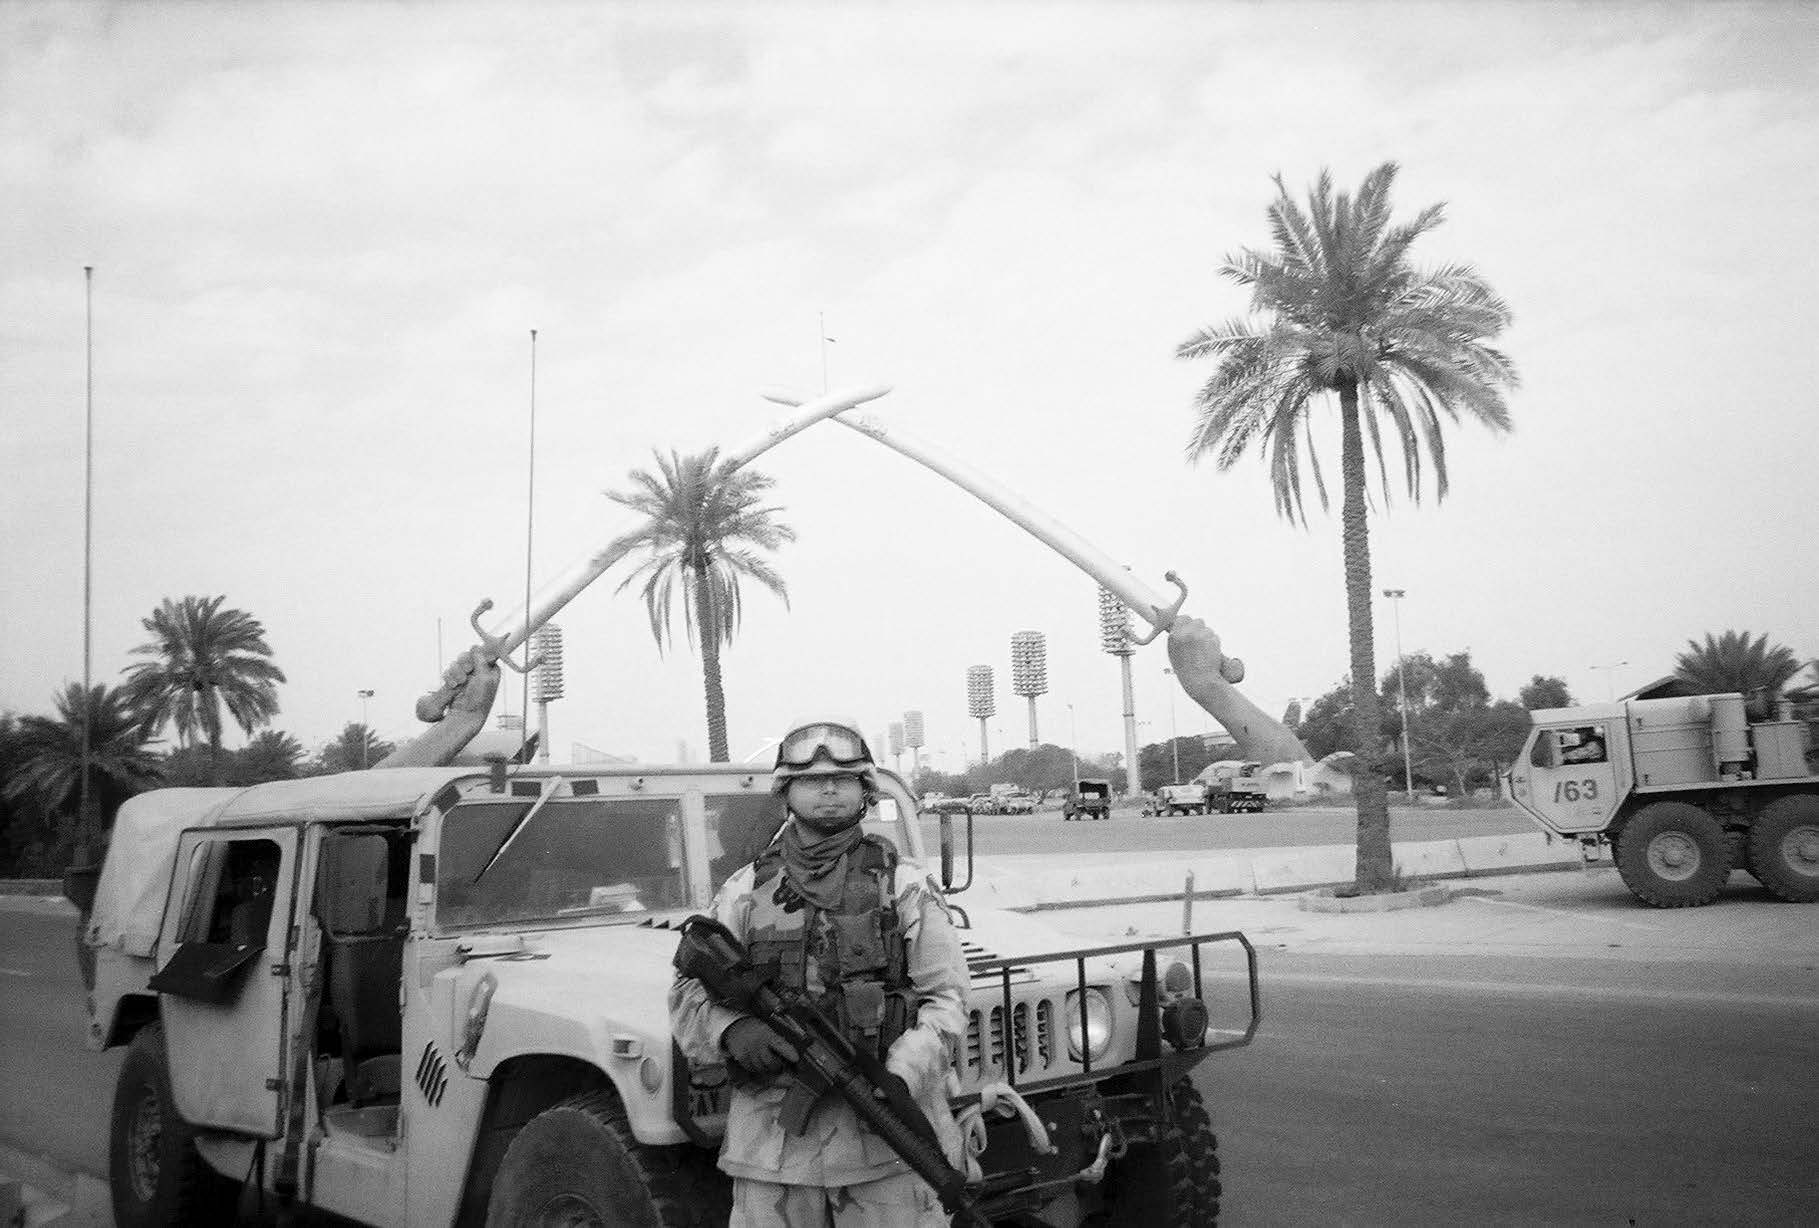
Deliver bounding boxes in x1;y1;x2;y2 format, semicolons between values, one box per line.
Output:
745;835;914;1060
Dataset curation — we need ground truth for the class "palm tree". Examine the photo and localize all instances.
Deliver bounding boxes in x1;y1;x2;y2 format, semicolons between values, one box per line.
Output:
4;683;163;860
1176;163;1518;892
233;730;306;784
1674;631;1804;706
314;724;395;775
121;595;286;782
608;449;795;762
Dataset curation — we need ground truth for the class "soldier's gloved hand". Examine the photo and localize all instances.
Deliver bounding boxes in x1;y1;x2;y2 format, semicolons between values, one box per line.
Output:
721;1018;798;1076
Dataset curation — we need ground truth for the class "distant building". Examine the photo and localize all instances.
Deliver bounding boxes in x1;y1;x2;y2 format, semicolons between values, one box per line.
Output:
571;741;637;765
1201;731;1239;760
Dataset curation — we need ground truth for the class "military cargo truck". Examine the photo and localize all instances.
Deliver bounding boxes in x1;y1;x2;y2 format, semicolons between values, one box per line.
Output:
1507;693;1819;907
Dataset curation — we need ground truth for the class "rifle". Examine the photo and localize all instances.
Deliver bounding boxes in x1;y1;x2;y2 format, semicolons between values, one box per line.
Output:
674;914;991;1227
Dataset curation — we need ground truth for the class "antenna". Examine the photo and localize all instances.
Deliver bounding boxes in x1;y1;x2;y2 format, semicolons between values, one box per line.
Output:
79;266;94;858
516;329;538;764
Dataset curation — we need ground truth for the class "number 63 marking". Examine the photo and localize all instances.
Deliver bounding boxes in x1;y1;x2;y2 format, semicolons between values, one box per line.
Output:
1553;779;1598;803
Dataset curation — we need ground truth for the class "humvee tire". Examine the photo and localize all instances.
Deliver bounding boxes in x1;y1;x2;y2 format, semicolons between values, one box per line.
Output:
1615;801;1731;908
1091;1078;1221;1226
109;1023;239;1228
486;1089;729;1227
1749;794;1819;903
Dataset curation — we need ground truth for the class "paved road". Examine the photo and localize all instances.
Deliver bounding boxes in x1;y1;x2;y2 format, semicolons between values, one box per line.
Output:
1046;872;1819;1226
7;868;1816;1224
1198;961;1818;1225
0;899;121;1178
917;802;1532;858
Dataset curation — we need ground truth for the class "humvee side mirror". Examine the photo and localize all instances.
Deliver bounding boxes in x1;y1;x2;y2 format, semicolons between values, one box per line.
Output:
939;813;954;890
936;808;974;895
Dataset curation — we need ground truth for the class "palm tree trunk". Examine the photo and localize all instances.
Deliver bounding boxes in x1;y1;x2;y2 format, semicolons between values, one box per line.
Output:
1338;382;1396;892
204;691;227;786
694;565;729;762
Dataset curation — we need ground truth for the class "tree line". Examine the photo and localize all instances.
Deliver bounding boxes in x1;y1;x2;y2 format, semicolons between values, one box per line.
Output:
1292;630;1809;799
0;595;389;876
912;631;1811;806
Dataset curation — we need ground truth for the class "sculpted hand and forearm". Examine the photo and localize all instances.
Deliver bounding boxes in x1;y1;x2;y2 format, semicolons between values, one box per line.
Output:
1166;615;1314;766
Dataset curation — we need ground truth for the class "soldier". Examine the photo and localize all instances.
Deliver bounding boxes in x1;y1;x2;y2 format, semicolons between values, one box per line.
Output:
670;717;969;1227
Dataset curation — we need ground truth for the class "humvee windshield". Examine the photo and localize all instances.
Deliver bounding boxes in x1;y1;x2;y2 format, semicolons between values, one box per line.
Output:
433;789;911;929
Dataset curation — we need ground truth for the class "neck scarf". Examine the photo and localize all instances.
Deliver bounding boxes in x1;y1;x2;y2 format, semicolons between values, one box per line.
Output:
779;817;865;910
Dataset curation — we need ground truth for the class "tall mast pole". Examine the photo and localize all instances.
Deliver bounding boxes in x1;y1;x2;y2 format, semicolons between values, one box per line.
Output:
520;329;538;761
80;266;94;857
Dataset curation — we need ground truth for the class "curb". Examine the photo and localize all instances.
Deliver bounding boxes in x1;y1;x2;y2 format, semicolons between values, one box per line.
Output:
984;831;1587;914
0;1144;109;1227
3;833;1594;918
1299;883;1455;913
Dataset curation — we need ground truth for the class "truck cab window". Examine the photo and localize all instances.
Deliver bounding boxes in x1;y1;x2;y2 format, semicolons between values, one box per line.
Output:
1558;725;1608;765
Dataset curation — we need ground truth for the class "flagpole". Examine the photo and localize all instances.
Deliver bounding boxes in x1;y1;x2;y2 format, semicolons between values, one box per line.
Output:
520;328;538;761
80;265;94;859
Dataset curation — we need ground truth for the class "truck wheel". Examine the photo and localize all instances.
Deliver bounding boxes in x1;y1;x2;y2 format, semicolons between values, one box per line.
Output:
1614;802;1731;908
1748;795;1819;903
1092;1079;1221;1226
109;1023;239;1228
486;1089;728;1228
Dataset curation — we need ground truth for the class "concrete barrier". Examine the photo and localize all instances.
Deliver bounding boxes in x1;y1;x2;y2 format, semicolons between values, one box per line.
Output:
1393;839;1469;881
4;833;1582;921
1456;831;1579;877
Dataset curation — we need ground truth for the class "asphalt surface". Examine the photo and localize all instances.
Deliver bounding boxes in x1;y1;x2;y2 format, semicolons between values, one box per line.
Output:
1041;867;1819;1226
4;851;1816;1225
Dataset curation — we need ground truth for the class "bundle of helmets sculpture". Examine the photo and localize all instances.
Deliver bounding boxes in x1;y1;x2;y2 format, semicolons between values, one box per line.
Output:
76;382;1268;1228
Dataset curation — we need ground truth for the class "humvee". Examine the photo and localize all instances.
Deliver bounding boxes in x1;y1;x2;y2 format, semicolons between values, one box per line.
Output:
84;760;1258;1227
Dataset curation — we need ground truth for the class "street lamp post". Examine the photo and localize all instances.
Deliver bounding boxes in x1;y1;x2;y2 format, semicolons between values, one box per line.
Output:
1162;667;1181;784
1066;702;1080;787
1099;584;1143;800
357;689;374;768
1590;660;1629;702
966;666;995;767
903;710;925;783
530;624;565;764
1381;589;1415;804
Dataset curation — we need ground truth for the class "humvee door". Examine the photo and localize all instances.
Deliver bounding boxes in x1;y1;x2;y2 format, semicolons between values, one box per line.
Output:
149;825;300;1135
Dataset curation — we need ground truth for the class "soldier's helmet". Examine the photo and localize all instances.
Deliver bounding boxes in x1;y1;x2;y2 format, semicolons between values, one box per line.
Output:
771;717;880;795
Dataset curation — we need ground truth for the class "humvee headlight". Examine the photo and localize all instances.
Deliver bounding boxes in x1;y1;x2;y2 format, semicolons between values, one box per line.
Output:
1124;956;1195;1005
1065;988;1114;1061
455;972;498;1072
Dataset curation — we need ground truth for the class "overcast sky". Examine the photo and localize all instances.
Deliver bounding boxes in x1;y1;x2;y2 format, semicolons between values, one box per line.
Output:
5;1;1818;774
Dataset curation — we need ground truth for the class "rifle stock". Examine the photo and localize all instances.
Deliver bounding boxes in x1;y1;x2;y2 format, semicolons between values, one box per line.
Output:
675;914;990;1227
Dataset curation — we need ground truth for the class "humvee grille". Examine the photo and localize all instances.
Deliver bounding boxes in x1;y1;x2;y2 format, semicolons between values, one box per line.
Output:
965;997;1058;1077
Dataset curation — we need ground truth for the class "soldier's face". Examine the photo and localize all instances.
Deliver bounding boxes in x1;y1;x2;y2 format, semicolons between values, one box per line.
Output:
786;773;867;833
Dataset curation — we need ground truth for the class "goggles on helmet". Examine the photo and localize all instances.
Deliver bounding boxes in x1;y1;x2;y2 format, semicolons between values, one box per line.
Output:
775;722;872;771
